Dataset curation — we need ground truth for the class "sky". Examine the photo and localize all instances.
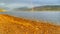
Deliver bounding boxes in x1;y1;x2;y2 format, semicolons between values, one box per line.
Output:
0;0;60;8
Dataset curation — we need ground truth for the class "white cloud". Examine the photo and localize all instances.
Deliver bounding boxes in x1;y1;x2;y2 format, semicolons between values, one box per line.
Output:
5;3;40;9
6;3;29;9
0;3;6;6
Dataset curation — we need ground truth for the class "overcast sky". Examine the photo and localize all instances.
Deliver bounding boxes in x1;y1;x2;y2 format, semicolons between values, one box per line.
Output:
0;0;60;8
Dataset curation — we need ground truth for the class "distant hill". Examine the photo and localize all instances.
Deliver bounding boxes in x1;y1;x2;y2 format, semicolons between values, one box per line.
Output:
13;5;60;11
13;7;30;11
31;5;60;11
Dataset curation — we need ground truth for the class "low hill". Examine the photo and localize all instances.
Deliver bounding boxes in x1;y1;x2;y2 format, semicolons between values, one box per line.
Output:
31;5;60;11
13;5;60;11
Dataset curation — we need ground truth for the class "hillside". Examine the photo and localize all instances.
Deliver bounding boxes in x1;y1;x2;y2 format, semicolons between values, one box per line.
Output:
13;7;30;11
0;9;7;12
0;14;60;34
32;5;60;11
14;5;60;11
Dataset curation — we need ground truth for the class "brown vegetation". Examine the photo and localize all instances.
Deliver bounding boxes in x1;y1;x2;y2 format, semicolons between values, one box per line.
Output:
0;14;60;34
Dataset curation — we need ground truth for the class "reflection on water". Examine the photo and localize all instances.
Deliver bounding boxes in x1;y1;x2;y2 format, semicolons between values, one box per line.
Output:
0;11;60;25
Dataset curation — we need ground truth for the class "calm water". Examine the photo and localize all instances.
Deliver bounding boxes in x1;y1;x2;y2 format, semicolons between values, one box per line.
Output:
0;11;60;25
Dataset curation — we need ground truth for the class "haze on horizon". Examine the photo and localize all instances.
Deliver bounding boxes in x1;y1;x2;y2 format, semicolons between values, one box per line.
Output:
0;0;60;9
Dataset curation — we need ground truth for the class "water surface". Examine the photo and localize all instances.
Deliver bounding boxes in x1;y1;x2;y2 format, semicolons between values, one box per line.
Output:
0;11;60;25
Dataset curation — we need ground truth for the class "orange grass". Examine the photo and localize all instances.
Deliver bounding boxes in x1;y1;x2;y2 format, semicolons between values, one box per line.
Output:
0;14;60;34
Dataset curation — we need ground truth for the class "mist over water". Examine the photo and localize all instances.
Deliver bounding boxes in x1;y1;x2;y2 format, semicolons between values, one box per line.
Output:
0;11;60;25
